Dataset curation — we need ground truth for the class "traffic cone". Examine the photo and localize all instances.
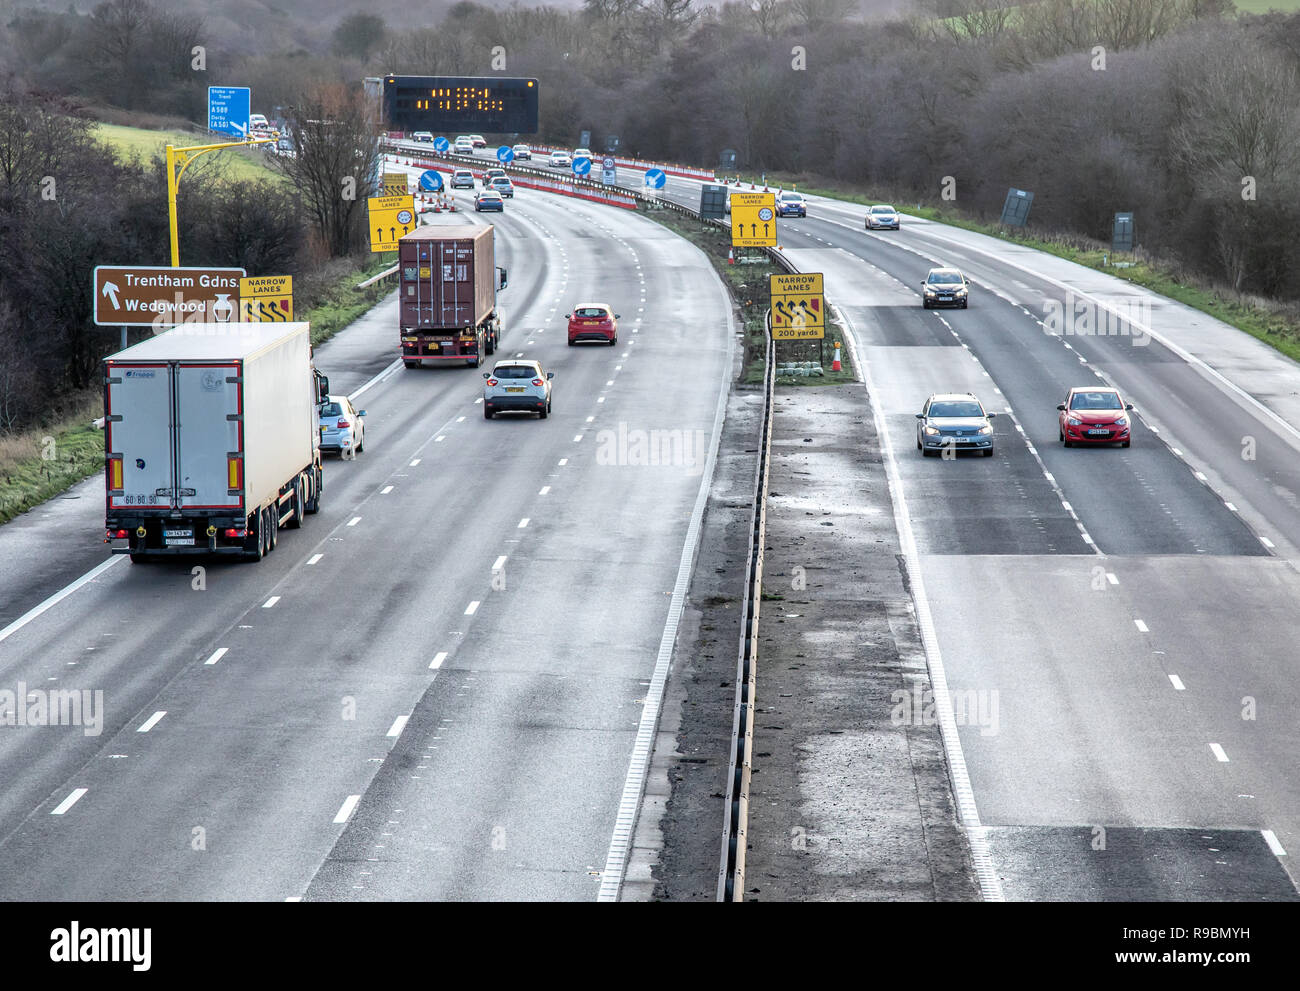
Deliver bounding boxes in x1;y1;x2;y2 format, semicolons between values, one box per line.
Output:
750;182;756;189
728;247;735;265
831;342;842;372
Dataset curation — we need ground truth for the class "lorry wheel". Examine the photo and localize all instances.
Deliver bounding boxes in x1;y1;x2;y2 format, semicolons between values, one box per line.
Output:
404;360;418;369
245;518;264;561
288;478;304;529
129;553;151;564
268;507;278;551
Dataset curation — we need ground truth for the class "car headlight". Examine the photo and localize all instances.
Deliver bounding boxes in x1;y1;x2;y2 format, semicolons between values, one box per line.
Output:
1067;417;1082;426
924;287;937;295
923;426;940;436
954;286;968;295
978;425;992;435
1115;416;1127;426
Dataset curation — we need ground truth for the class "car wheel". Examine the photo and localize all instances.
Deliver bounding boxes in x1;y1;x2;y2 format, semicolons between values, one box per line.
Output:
356;433;363;454
916;437;922;450
538;403;548;419
1122;440;1131;448
1059;429;1064;441
609;336;617;346
567;339;575;346
484;405;493;419
1063;439;1072;448
961;300;968;309
983;447;994;457
922;300;930;309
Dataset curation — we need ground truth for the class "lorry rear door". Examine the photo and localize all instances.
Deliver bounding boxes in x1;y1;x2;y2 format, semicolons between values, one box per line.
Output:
106;364;173;511
175;364;242;510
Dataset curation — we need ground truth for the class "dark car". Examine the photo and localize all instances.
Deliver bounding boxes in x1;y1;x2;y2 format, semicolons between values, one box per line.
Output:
921;268;969;309
916;393;996;457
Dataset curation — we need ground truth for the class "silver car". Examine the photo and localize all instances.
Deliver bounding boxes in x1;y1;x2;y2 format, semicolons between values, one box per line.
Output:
916;393;995;457
483;360;553;419
866;204;901;230
320;394;366;456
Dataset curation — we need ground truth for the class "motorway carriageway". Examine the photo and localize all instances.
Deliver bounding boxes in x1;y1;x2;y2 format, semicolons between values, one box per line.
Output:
0;180;733;899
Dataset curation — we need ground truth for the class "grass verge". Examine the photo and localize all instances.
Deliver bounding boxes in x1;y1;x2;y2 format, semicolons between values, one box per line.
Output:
93;123;284;184
634;202;856;386
726;169;1300;366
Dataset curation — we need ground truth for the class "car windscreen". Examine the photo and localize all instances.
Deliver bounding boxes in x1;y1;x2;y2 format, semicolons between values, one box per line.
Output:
927;272;961;284
1070;392;1122;410
575;307;608;318
872;206;895;213
782;194;803;202
493;365;536;378
320;402;343;418
928;401;983;418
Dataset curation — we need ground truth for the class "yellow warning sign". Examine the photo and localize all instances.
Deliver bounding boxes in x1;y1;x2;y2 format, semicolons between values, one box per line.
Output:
770;272;824;340
381;172;409;196
731;191;777;247
368;193;417;252
239;275;293;322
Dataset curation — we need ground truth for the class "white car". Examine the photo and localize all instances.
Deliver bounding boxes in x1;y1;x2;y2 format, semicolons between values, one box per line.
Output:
867;204;901;230
512;143;532;160
454;135;475;153
319;395;366;456
550;151;572;169
412;131;434;143
483;360;553;419
573;147;593;160
450;169;475;189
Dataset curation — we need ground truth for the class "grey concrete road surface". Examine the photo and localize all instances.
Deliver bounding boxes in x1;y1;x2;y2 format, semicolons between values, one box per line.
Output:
0;183;732;900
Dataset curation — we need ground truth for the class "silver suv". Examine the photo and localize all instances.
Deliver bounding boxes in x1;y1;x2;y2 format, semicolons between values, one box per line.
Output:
483;360;553;419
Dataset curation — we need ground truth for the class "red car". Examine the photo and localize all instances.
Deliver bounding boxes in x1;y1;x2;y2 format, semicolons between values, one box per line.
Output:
567;303;620;346
1058;387;1134;447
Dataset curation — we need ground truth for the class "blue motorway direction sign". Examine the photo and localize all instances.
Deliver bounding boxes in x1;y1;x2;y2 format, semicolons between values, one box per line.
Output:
208;86;250;138
419;170;444;192
572;156;592;177
644;168;666;190
433;136;450;152
497;146;515;163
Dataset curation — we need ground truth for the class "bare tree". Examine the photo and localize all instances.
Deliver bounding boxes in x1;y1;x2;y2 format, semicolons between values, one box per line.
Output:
271;84;379;259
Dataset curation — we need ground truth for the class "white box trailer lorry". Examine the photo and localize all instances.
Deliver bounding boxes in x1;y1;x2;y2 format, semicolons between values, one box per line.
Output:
103;322;329;562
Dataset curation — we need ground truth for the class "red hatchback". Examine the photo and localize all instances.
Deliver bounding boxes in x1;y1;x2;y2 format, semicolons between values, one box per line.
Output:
568;303;620;346
1058;387;1134;447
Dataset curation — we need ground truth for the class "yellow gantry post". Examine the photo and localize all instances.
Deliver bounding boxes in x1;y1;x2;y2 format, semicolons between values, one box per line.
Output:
165;137;273;266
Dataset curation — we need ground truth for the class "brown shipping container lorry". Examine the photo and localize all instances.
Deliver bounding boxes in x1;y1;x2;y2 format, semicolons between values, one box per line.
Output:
398;221;508;368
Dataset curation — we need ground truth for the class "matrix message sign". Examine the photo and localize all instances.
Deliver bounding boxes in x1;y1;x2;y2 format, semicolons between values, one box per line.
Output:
383;76;539;134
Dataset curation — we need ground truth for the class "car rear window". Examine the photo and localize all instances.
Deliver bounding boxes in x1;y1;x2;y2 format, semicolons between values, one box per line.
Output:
929;401;983;418
575;307;608;318
321;402;343;417
494;365;535;378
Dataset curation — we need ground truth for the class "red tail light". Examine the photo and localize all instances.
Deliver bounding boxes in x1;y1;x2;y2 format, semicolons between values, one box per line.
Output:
107;529;129;539
486;378;498;386
531;378;544;386
223;528;247;538
335;419;349;429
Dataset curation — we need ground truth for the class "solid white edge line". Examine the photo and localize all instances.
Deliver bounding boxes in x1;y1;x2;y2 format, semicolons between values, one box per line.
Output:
51;788;88;815
1263;829;1287;856
837;305;1005;902
597;252;735;903
333;795;361;823
0;555;123;645
137;711;166;733
349;359;403;402
386;715;408;738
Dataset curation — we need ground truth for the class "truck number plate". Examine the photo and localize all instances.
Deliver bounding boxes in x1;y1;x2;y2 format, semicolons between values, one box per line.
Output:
164;529;191;538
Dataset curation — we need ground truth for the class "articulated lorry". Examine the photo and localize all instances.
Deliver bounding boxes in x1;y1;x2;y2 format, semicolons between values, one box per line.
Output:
399;218;508;368
103;322;329;563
